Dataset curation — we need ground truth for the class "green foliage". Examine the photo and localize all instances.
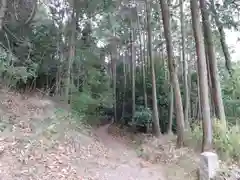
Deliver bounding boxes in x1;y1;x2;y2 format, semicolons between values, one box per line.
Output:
222;64;240;121
188;120;240;161
116;60;171;131
0;48;37;87
1;0;112;123
70;45;112;120
134;105;152;126
72;90;97;114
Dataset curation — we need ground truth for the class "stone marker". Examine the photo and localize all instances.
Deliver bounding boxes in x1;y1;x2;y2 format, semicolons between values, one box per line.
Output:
199;152;219;180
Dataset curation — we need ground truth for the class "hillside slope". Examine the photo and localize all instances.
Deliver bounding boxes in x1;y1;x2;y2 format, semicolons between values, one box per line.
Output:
0;89;167;180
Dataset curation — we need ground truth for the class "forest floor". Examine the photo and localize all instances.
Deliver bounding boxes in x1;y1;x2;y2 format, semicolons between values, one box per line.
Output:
0;88;198;180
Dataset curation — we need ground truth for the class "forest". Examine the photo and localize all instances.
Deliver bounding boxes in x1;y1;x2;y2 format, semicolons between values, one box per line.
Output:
1;0;240;173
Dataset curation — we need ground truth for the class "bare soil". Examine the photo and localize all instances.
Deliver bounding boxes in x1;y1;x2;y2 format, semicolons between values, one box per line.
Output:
0;89;168;180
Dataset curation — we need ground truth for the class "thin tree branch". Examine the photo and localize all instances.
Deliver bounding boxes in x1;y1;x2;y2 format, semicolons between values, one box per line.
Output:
24;1;37;25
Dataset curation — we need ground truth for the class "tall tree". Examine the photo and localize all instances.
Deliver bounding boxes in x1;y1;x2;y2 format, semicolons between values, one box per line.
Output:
111;46;117;123
122;51;127;121
199;0;226;127
137;15;148;108
159;0;185;146
130;28;136;123
209;0;232;75
146;0;161;137
66;2;77;102
191;0;212;151
180;0;189;129
109;31;119;123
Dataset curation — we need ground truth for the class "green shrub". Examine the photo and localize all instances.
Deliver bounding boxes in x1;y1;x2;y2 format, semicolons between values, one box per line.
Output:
188;119;240;161
71;91;98;115
133;106;152;127
71;82;112;125
0;48;37;88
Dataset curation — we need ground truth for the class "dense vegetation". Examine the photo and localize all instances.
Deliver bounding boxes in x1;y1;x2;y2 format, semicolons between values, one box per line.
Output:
1;0;240;161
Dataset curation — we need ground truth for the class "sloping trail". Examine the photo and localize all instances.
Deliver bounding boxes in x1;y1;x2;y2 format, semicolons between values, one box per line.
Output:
0;89;166;180
93;124;165;180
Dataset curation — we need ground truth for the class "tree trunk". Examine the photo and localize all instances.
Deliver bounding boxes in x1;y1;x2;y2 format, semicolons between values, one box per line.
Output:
205;45;215;117
200;0;226;127
180;0;189;129
111;48;117;123
168;85;173;134
66;4;77;103
188;58;192;119
130;28;136;123
0;0;7;30
209;0;232;74
159;0;185;147
141;31;148;108
122;51;127;120
144;17;150;73
144;32;149;80
127;48;131;85
190;0;213;151
146;0;161;137
197;78;202;120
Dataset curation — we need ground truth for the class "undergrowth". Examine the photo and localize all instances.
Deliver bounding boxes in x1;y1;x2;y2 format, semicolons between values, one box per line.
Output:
188;119;240;163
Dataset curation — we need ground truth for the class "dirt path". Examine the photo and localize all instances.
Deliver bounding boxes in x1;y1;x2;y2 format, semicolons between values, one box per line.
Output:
92;124;165;180
0;90;166;180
